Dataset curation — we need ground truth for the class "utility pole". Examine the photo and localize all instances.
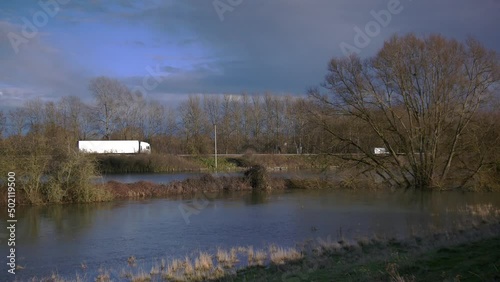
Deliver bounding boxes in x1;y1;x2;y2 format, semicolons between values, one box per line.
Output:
214;124;218;170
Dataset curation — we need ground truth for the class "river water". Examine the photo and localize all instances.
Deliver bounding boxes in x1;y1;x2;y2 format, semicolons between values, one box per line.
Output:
2;173;500;281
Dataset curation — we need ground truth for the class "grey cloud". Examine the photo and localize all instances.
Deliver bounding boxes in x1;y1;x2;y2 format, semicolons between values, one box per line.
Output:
2;0;499;108
162;66;183;74
0;21;91;108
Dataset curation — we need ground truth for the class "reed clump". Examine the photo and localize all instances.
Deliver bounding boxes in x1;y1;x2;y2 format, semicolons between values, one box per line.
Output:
244;165;270;191
270;247;303;265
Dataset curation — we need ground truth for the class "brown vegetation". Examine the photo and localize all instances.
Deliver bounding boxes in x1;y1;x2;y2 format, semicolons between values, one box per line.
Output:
95;154;202;174
101;172;287;200
310;34;500;190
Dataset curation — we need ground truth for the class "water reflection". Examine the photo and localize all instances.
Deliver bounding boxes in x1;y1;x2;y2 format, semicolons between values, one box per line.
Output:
11;202;119;244
245;191;269;205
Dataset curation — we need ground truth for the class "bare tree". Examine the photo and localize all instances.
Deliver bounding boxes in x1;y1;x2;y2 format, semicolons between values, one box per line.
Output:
9;108;27;136
249;95;264;149
228;95;244;152
288;97;309;154
310;34;499;189
89;76;133;139
145;100;167;138
24;99;45;134
165;106;179;137
179;95;210;154
58;96;89;140
263;93;286;153
240;93;252;147
218;95;236;154
114;90;146;140
204;95;222;126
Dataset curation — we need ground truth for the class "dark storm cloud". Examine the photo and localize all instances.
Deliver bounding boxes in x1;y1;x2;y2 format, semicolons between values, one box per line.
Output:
0;0;499;108
117;0;500;98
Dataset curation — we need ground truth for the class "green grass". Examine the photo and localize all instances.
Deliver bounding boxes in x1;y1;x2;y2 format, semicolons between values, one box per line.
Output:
195;156;239;171
399;237;500;281
228;234;500;282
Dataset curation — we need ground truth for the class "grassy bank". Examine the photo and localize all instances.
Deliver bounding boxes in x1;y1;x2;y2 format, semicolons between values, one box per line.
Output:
233;232;500;282
1;165;287;205
95;153;322;174
26;206;500;281
102;166;286;199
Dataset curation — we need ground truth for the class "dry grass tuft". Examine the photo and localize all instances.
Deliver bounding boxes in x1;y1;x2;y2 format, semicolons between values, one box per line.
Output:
268;243;279;254
253;249;267;266
212;265;226;279
131;270;151;282
183;257;194;277
270;247;303;265
246;246;254;265
194;252;213;271
216;248;238;268
317;235;342;253
230;247;239;261
168;258;183;273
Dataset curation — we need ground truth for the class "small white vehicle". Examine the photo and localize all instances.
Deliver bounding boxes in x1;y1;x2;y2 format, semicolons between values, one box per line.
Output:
373;147;389;155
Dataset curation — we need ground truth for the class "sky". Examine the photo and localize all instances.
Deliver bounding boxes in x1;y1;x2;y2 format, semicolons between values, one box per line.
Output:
0;0;499;109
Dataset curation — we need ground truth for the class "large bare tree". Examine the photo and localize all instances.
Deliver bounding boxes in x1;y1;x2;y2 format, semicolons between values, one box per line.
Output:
179;95;210;154
89;76;135;139
310;34;499;189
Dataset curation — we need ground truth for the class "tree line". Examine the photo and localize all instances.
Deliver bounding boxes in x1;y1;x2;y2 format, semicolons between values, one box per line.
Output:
0;87;320;155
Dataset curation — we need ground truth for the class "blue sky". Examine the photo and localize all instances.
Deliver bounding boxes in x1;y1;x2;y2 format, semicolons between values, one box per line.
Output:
0;0;499;108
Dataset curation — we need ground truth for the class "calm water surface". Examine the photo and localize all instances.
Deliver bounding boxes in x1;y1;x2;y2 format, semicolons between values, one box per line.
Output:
2;174;500;280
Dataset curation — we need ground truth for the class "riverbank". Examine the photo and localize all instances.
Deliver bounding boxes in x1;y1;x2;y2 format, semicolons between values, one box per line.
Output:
27;206;500;281
3;164;498;206
101;174;276;199
98;172;376;200
232;224;500;282
0;166;280;205
95;154;320;174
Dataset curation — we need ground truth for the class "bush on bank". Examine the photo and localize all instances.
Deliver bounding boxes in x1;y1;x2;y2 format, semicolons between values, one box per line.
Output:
0;136;112;205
